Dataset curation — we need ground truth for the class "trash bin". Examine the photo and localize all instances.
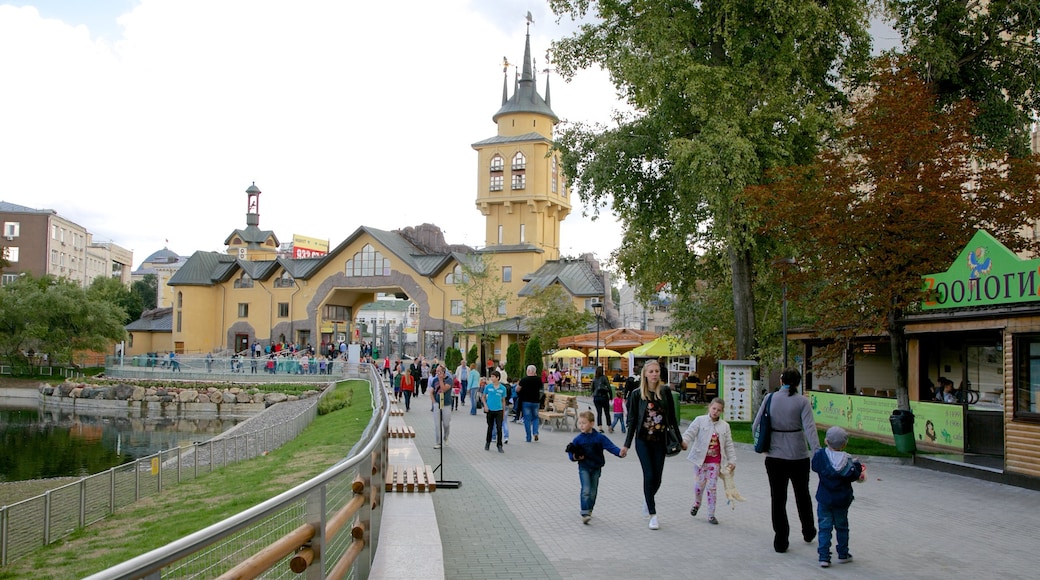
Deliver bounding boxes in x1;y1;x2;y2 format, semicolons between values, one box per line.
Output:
889;409;916;454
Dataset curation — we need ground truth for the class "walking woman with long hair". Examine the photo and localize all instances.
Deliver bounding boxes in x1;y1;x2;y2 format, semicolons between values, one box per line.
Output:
621;359;685;530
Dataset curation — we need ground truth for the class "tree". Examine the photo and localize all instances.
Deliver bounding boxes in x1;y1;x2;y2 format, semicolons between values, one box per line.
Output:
745;57;1040;409
884;0;1040;157
505;342;522;383
0;274;126;371
444;347;462;373
519;285;592;351
456;254;511;374
549;0;874;362
525;336;544;375
466;344;478;366
130;274;158;313
87;276;141;324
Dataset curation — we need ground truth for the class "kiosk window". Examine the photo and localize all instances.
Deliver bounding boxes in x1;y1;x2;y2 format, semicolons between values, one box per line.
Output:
1014;335;1040;420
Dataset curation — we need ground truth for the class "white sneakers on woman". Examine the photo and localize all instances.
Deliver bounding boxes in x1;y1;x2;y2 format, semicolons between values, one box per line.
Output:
648;515;659;530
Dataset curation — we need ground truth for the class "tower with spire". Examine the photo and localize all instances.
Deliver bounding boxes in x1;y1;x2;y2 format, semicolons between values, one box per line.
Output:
472;20;570;260
224;182;280;260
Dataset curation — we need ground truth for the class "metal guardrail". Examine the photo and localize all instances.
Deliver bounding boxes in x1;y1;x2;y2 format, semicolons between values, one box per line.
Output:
102;355;360;383
0;384;321;567
80;364;389;579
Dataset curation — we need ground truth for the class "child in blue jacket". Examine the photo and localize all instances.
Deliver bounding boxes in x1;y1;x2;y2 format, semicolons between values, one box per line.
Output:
567;410;624;524
811;426;866;567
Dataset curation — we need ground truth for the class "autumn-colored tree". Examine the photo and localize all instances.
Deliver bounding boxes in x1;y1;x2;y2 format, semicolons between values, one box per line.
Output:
456;254;510;375
519;285;592;352
746;56;1040;408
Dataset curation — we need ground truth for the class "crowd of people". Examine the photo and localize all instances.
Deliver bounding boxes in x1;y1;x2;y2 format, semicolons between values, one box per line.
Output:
377;356;867;568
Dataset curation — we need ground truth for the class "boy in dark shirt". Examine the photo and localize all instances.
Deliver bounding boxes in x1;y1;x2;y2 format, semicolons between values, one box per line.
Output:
811;426;866;567
567;410;624;524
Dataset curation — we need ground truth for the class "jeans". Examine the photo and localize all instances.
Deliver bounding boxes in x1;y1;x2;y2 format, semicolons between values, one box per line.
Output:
402;391;412;411
817;504;851;561
635;438;667;515
594;399;610;426
610;412;626;432
470;389;479;415
491;417;509;440
578;465;602;516
522;402;541;441
432;406;451;444
765;457;815;550
485;409;504;446
460;383;467;404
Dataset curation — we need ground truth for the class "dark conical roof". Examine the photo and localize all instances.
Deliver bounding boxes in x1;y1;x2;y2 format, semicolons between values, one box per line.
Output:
493;28;558;123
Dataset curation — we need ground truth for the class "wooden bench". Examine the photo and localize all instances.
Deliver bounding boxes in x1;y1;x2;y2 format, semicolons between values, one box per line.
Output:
387;425;416;438
539;395;578;431
385;464;437;492
390;405;404;416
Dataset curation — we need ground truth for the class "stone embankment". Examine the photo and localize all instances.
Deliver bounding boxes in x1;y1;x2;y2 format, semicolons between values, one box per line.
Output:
36;381;322;417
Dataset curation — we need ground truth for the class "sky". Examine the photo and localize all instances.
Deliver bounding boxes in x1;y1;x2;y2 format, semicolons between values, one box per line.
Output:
0;2;900;273
0;0;627;270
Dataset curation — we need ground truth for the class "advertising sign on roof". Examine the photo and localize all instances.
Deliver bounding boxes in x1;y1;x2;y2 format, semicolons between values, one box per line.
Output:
921;230;1040;310
292;234;329;259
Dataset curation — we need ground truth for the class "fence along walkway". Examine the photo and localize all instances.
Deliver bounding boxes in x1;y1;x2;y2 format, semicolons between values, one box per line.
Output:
0;390;320;567
80;365;389;579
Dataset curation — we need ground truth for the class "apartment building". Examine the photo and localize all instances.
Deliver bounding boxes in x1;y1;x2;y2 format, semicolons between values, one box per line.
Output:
0;201;132;287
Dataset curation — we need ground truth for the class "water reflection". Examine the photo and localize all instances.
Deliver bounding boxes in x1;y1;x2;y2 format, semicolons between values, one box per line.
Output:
0;406;243;482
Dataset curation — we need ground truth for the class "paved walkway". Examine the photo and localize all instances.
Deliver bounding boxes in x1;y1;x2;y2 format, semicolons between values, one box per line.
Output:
374;396;1038;579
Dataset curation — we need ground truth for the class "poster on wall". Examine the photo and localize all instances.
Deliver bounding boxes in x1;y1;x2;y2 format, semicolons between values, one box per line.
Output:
719;360;757;422
809;392;964;450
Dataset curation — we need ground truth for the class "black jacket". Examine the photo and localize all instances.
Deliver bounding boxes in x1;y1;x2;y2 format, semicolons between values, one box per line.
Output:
623;386;680;449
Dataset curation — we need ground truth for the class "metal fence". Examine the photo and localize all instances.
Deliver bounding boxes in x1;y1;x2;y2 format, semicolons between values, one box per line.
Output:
79;364;389;579
0;383;321;567
103;355;360;383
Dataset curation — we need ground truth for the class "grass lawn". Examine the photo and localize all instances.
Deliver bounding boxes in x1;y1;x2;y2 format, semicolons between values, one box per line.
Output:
0;380;372;579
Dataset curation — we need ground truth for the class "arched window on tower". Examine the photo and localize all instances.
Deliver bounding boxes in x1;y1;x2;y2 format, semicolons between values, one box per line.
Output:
490;155;504;191
511;174;526;190
512;152;526;170
345;244;391;277
490;155;504;172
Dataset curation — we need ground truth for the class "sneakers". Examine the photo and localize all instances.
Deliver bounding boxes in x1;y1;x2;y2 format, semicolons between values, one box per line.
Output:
837;555;853;564
485;442;490;451
582;514;591;525
803;529;817;543
433;444;442;449
708;516;718;525
498;445;504;453
648;515;659;530
534;434;539;442
819;561;831;568
690;505;699;517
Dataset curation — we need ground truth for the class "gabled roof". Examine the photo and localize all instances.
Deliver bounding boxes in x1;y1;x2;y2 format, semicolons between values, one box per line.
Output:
0;200;54;214
224;225;279;247
168;251;236;286
125;307;173;332
518;258;604;298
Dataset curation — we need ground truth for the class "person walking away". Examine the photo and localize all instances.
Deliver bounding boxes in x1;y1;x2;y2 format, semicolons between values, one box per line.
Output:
429;366;453;448
420;361;430;395
592;367;613;432
610;390;626;433
456;361;469;405
517;365;543;442
812;426;865;567
399;368;415;412
468;363;481;415
482;371;508;452
567;410;624;524
451;375;461;410
753;368;820;553
682;398;736;525
622;360;683;530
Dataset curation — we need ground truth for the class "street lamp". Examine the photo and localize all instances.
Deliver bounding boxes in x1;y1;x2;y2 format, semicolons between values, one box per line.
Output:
771;257;797;369
592;301;603;378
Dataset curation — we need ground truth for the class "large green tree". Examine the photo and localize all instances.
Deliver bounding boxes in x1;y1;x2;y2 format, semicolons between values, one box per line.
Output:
88;276;143;324
549;0;873;362
746;57;1040;409
0;275;126;370
130;273;158;314
885;0;1040;157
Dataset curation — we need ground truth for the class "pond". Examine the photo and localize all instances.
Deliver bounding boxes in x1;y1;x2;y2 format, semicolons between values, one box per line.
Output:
0;404;243;483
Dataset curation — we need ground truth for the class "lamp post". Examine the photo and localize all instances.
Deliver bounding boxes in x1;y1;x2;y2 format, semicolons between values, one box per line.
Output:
771;258;797;369
592;301;603;380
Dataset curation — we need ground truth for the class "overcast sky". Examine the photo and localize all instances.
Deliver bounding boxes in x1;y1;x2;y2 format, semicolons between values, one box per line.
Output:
0;0;628;270
0;2;900;273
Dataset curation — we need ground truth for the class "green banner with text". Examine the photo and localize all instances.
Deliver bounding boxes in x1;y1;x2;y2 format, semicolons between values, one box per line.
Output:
921;230;1040;310
808;392;963;450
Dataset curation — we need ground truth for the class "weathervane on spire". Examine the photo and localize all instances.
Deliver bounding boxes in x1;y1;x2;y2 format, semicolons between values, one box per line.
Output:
526;10;534;29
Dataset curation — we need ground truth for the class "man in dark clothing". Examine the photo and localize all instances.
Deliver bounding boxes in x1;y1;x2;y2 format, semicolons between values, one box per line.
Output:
517;364;544;442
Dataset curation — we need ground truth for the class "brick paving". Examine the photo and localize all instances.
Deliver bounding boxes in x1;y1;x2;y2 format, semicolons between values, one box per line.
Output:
374;396;1038;579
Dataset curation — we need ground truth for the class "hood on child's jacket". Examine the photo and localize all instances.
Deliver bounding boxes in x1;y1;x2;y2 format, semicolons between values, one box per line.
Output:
811;448;862;509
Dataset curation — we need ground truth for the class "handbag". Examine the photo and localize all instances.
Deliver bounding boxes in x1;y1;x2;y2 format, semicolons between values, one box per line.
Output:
753;393;774;453
665;427;682;457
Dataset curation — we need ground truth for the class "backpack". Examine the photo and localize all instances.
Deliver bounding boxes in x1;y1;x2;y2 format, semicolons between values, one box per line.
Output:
593;377;610;399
